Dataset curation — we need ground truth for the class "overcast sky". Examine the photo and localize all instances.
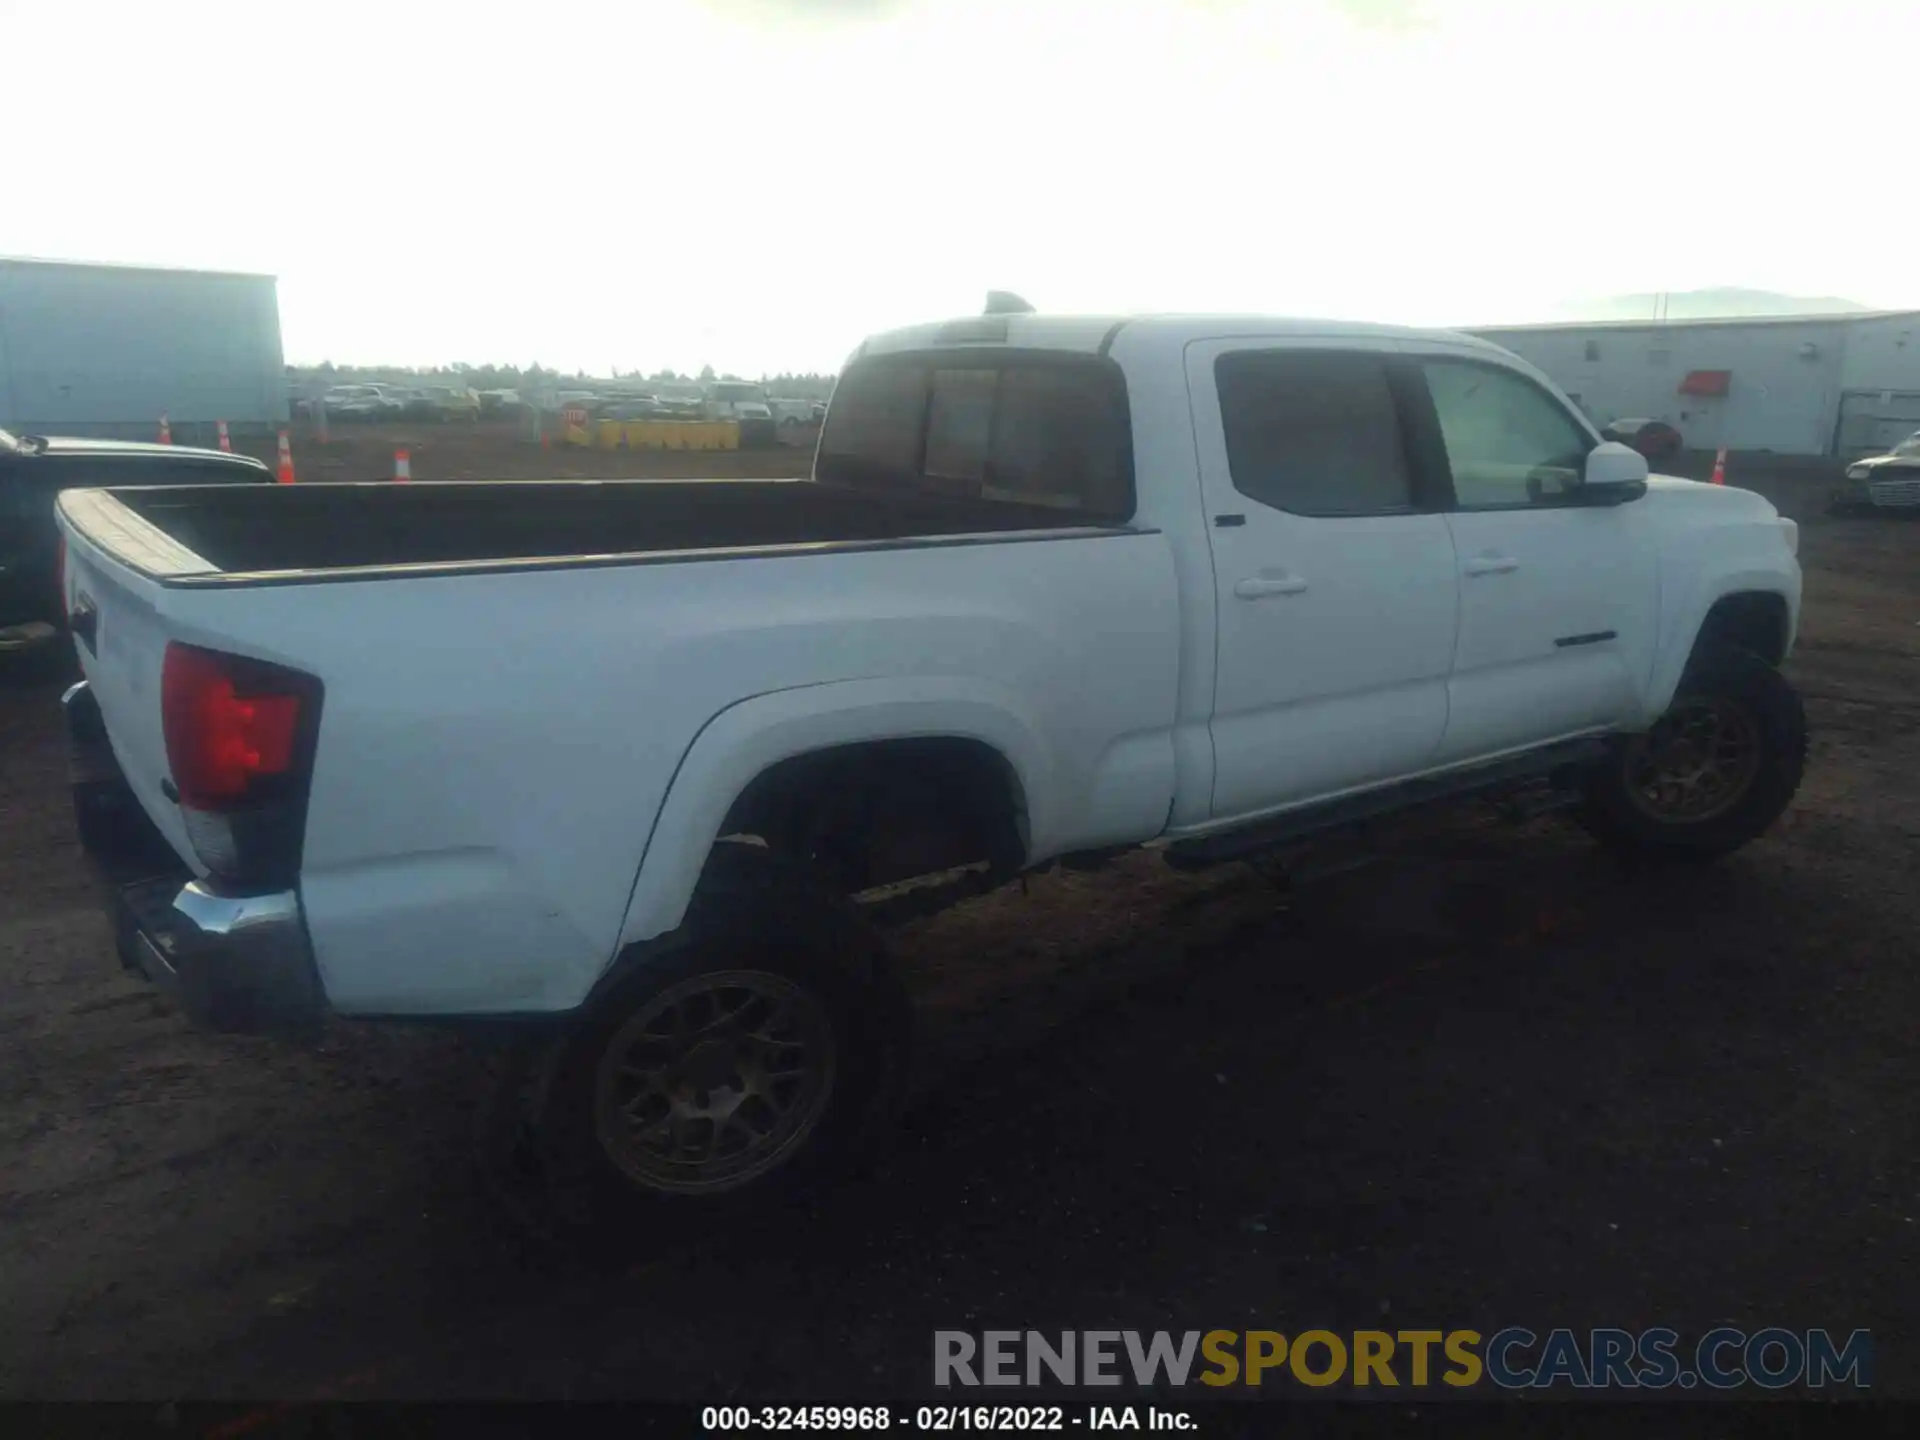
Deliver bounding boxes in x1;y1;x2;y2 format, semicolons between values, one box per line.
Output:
4;0;1913;374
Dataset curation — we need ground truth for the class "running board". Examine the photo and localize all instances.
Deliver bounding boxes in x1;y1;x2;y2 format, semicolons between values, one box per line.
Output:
1163;738;1611;873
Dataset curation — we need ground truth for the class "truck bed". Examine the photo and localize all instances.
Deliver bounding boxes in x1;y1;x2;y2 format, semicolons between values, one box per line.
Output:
56;470;1181;1019
90;478;1101;578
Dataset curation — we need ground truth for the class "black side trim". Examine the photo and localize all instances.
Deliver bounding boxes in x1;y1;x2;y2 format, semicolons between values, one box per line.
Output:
1555;630;1618;648
1165;737;1610;870
1213;513;1246;528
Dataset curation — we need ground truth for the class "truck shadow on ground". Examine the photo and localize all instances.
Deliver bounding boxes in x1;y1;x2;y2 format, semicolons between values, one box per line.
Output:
211;824;1867;1402
7;764;1898;1402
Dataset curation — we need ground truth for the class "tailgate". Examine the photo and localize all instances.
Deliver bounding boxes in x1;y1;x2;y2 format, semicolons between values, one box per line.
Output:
57;497;209;875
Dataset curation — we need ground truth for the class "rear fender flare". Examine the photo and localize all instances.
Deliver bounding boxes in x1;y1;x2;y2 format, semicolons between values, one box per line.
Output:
609;676;1052;960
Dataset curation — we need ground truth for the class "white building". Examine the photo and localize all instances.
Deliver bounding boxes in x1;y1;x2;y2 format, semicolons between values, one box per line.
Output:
1471;311;1920;457
0;257;287;442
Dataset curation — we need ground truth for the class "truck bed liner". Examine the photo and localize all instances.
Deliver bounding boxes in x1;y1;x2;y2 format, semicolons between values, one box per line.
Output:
97;479;1098;577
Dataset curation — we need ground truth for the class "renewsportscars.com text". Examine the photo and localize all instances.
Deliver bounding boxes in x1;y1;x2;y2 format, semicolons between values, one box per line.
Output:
934;1328;1872;1391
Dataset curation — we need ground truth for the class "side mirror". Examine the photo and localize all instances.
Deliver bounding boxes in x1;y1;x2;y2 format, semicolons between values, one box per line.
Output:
1581;441;1649;504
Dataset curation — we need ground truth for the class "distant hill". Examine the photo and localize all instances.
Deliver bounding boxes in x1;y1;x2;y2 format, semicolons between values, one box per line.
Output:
1554;288;1873;322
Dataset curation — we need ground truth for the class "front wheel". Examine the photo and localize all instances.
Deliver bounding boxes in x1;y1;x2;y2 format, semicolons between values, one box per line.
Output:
531;846;909;1225
1578;642;1807;862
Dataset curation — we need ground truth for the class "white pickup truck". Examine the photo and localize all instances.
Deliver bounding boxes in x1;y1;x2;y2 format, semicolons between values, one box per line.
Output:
57;310;1805;1214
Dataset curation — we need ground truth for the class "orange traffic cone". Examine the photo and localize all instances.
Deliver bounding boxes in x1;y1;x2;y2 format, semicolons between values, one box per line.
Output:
276;430;296;484
394;448;411;483
216;419;232;452
1709;446;1727;486
157;415;172;445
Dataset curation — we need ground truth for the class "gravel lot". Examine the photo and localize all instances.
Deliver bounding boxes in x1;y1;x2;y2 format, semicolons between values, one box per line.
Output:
1;455;1914;1404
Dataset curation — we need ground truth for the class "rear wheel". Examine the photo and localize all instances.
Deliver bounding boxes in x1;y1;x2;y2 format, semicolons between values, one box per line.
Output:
594;966;838;1195
1579;642;1806;862
531;845;909;1226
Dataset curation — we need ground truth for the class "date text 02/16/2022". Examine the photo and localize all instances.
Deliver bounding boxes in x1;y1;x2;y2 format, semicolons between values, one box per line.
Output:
701;1405;1195;1431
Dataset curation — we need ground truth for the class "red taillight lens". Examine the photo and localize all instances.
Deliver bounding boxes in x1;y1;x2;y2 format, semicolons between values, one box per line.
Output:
55;534;68;611
162;643;306;810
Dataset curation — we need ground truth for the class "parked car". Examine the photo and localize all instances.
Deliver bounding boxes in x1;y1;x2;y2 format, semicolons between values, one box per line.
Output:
318;384;405;421
596;397;667;421
770;398;818;431
548;390;605;418
57;310;1805;1219
1;426;270;656
1831;430;1920;513
477;389;523;415
402;386;482;423
703;380;779;448
1602;417;1685;462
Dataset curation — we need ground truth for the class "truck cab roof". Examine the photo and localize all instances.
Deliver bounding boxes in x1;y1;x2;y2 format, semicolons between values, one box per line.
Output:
856;312;1519;360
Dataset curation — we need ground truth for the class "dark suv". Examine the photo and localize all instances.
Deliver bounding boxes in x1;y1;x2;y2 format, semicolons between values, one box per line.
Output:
1;427;271;655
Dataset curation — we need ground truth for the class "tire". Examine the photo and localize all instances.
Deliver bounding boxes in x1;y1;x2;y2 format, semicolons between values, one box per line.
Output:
530;844;910;1230
1578;641;1806;862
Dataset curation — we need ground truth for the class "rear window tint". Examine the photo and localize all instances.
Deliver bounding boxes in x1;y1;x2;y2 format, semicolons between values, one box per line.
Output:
988;366;1130;514
1214;350;1413;516
817;361;927;486
924;368;997;483
817;354;1134;522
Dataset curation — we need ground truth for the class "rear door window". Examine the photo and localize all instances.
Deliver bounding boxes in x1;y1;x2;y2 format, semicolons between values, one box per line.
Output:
817;354;1134;521
1214;350;1415;516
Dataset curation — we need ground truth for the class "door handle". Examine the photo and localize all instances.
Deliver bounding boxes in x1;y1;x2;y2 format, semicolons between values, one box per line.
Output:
1464;555;1520;577
1234;575;1309;599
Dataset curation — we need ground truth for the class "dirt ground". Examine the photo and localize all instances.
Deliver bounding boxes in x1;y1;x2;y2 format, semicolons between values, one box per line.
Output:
0;452;1914;1407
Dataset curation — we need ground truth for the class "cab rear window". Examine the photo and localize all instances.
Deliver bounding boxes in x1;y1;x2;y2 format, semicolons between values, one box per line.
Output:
816;353;1134;522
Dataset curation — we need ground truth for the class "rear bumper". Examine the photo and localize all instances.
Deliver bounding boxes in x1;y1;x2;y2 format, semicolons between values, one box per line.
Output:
64;681;326;1034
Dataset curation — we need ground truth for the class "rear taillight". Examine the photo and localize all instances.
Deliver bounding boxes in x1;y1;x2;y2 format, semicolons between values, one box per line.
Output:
161;642;322;888
55;534;68;613
162;644;301;806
